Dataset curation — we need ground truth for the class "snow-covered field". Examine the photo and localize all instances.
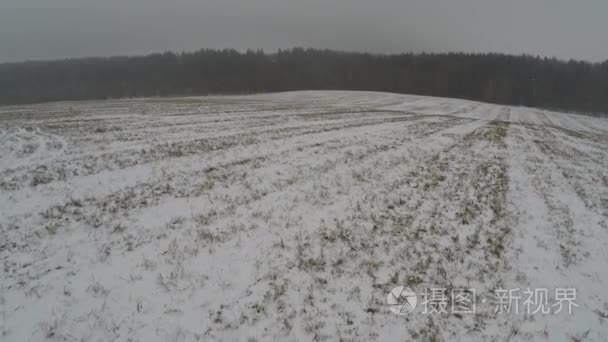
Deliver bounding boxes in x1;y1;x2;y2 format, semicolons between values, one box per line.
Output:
1;91;607;341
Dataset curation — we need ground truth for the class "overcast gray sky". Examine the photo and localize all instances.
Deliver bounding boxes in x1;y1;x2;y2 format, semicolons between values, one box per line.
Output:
1;0;606;63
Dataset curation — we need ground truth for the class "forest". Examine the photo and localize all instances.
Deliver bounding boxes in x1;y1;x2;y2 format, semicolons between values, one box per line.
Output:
1;48;607;115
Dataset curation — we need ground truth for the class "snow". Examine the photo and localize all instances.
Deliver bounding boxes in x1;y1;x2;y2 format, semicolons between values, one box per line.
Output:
1;91;607;341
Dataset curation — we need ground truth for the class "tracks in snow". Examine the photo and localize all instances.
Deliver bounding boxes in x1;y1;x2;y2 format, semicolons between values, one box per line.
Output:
1;92;607;341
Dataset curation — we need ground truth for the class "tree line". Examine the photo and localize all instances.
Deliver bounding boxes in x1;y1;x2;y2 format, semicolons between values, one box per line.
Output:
1;48;607;115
